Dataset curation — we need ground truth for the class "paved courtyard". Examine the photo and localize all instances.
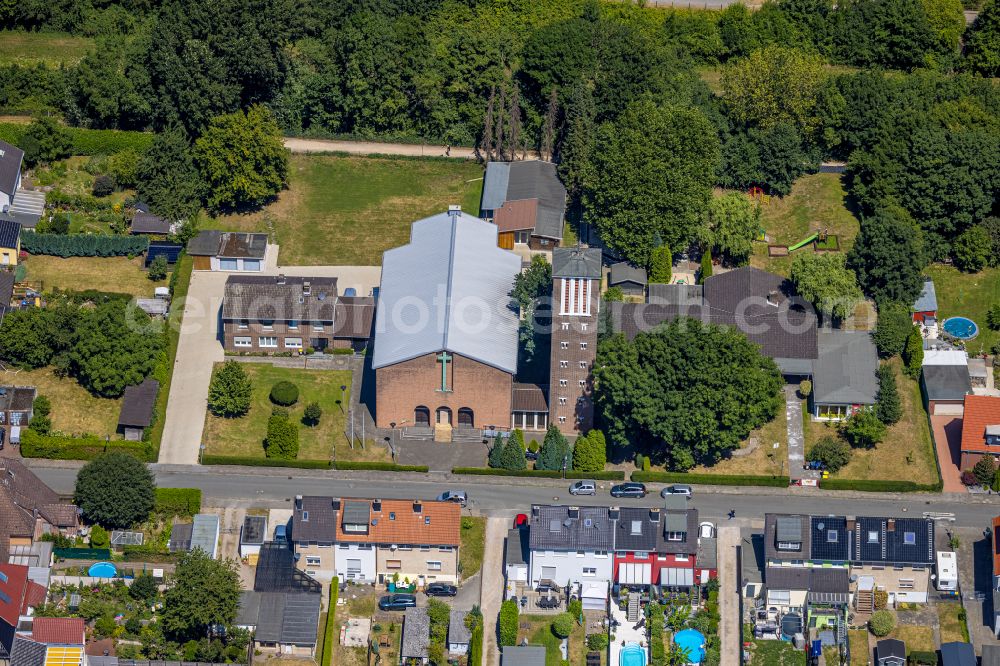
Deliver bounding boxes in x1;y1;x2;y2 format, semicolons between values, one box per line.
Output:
931;415;966;493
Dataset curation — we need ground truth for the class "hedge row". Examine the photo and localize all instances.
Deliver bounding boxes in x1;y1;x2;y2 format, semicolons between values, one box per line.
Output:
121;547;182;563
320;578;338;666
451;467;626;480
48;287;133;304
630;471;790;487
22;230;149;257
908;651;937;665
468;624;483;666
154;488;202;517
20;429;153;461
820;478;942;493
0;123;154;155
201;454;428;473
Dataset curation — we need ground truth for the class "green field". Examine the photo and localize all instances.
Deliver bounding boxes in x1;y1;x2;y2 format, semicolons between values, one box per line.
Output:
202;364;352;461
0;31;94;66
925;263;1000;355
210;154;485;265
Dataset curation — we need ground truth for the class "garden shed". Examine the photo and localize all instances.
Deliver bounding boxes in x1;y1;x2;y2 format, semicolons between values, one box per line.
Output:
117;378;159;440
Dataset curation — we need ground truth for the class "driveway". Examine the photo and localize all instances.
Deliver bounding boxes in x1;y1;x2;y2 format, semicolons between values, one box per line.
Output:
480;517;507;666
717;524;740;666
157;264;382;465
931;415;966;493
784;386;815;481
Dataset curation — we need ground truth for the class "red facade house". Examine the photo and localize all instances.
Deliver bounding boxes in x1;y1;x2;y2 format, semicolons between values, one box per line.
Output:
613;501;710;589
959;395;1000;469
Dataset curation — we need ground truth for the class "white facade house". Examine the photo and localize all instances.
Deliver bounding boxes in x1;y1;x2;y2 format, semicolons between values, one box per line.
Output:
936;551;958;591
334;542;377;583
528;505;615;610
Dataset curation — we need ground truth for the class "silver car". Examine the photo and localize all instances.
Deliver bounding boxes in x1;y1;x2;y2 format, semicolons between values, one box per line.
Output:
569;480;596;496
437;490;467;507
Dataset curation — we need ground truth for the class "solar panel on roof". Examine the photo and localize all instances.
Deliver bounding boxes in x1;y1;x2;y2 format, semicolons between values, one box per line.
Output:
145;242;183;266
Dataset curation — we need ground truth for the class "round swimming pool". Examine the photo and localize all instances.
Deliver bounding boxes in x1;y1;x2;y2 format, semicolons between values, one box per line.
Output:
942;316;979;340
674;629;706;664
88;562;118;578
619;642;647;666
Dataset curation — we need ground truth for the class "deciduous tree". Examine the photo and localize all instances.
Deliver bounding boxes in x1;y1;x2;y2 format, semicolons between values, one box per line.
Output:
840;409;887;449
790;253;862;323
705;193;760;266
952;224;992;272
807;436;851;472
964;0;1000;75
847;209;926;305
20;115;71;167
71;301;164;398
75;452;156;528
162;550;241;641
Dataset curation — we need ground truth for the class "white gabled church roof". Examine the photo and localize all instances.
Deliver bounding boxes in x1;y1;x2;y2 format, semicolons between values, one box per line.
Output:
372;209;521;374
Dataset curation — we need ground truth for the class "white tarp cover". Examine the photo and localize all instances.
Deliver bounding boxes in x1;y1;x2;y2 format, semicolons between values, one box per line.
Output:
581;580;608;610
618;562;651;585
661;567;694;587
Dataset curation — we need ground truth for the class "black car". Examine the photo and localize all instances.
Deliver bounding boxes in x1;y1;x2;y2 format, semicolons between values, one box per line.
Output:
378;594;417;611
424;583;458;597
610;482;647;498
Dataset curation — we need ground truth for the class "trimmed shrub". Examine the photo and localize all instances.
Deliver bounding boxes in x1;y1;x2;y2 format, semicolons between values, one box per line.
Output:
20;231;148;258
821;478;942;492
798;379;811;397
200;455;428;472
631;471;789;487
20;429;152;461
468;624;484;666
90;525;110;549
92;174;116;197
807;436;851;473
452;467;625;480
499;600;518;647
269;380;299;406
303;402;322;426
264;414;299;459
320;579;338;666
869;610;895;637
551;612;575;639
586;633;609;651
154;488;202;517
974;456;997;487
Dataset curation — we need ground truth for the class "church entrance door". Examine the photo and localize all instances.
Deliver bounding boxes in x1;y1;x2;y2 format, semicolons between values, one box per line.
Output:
436;407;452;426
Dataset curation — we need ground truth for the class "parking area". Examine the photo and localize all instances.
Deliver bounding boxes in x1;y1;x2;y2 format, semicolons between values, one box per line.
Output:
930;415;966;493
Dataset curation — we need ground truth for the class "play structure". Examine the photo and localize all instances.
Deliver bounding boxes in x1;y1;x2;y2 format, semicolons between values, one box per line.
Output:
767;228;840;257
747;186;772;206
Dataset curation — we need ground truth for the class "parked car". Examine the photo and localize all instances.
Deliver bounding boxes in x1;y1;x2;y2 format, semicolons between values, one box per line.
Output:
514;513;528;528
610;482;647;498
569;480;596;496
424;583;458;597
525;449;539;461
273;523;287;544
378;594;417;611
437;490;467;507
660;484;692;498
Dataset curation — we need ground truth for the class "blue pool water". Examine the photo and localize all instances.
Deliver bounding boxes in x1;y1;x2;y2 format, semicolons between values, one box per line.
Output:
620;642;647;666
88;562;118;578
943;317;978;340
673;629;706;664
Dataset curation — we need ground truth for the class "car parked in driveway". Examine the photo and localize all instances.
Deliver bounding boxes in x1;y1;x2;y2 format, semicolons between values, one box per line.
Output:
569;480;596;496
661;484;692;497
610;482;647;498
378;594;417;611
437;490;467;507
424;583;458;597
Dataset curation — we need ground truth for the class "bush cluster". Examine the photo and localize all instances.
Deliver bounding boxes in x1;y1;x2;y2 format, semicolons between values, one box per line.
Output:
21;230;148;258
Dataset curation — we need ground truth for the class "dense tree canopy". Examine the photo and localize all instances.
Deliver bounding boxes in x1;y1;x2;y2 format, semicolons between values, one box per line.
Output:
71;301;165;398
790;253;863;322
594;319;783;469
75;452;156;528
964;0;1000;76
136;125;202;220
847;209;927;305
704;192;760;266
162;550;241;641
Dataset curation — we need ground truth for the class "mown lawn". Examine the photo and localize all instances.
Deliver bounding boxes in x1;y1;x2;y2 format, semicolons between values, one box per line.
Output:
848;629;870;665
888;622;935;653
210;154;484;265
749;172;861;277
936;601;969;643
0;30;94;66
202;364;351;461
691;401;787;476
748;639;806;665
460;516;486;579
925;263;1000;355
0;366;120;437
23;255;166;297
806;358;938;485
524;614;587;666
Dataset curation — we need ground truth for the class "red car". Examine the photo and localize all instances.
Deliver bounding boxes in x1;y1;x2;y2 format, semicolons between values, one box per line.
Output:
514;513;528;528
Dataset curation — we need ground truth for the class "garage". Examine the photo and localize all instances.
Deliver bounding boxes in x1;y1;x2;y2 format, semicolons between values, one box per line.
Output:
931;402;965;416
921;359;972;415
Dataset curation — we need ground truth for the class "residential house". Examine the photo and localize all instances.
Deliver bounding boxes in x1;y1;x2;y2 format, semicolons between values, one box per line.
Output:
614;501;704;590
911;278;937;323
116;379;158;441
290;496;339;581
333;499;376;583
993;515;1000;638
331;296;375;352
0;220;20;268
959;395;1000;469
875;638;904;666
0;458;78;560
0;564;50;660
239;515;267;561
505;528;528;589
940;642;976;666
740;528;765;600
811;330;878;420
130;212;172;235
10;617;85;666
0;140;44;228
528;505;613;610
849;516;935;606
400;607;429;665
480;160;566;252
187;230;270;272
0;386;35;436
608;262;647;298
447;610;471;656
921;349;972;415
502;645;547;666
236;590;322;657
221;275;340;353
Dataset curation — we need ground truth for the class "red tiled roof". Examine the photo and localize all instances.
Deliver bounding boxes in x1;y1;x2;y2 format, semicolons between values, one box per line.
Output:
960;395;1000;453
0;563;29;627
31;617;85;645
494;198;539;233
22;581;46;612
335;499;460;546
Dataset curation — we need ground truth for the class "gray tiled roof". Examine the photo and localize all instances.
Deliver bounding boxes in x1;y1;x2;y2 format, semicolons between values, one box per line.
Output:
940;641;976;666
481;162;510;211
240;590;318;645
372;210;521;374
186;230;222;255
552;246;601;279
332;296;374;339
131;212;171;234
812;330;878;405
697;536;717;570
236;590;262;626
912;278;937;313
658;508;699;555
0;140;24;197
280;593;322;645
921;364;972;401
981;644;1000;666
449;610;471;645
222;275;338;322
506;528;527;567
609;262;647;287
614;507;660;552
876;638;906;661
740;529;764;585
511;383;548;412
291;496;339;543
647;284;702;306
9;636;45;666
401;607;430;659
764;514;810;561
482;161;566;240
766;567;848;595
502;646;547;666
529;505;614;551
118;379;159;428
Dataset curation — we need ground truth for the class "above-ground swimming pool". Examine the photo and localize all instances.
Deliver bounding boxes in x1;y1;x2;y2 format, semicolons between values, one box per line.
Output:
619;642;647;666
943;316;979;340
88;562;118;578
673;629;706;664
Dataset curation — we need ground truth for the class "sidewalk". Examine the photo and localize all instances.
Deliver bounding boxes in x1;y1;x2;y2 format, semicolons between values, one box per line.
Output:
481;517;507;666
717;524;740;666
284;137;476;159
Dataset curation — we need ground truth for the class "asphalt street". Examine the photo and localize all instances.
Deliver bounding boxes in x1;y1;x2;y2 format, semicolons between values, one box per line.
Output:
32;464;1000;528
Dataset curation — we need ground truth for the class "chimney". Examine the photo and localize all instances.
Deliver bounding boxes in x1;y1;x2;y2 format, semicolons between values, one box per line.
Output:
608;507;620;521
294;495;303;510
331;499;341;511
448;204;461;217
277;274;286;285
373;499;382;513
766;290;780;307
568;506;580;519
846;519;856;532
887;519;896;532
649;508;661;523
531;505;540;518
413;501;422;514
303;281;311;296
